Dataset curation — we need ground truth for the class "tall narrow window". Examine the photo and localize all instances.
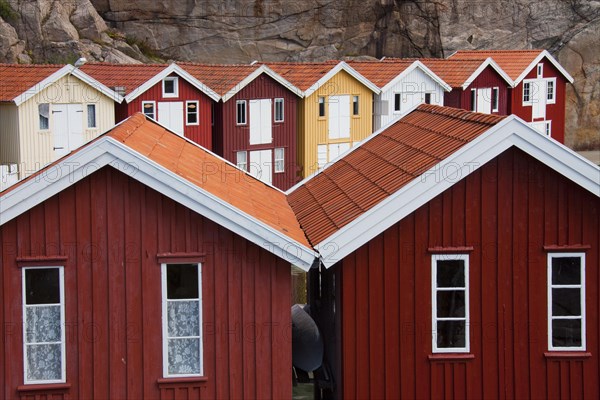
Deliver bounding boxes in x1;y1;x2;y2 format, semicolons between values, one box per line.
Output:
545;121;552;136
162;77;179;98
491;87;499;112
523;82;531;104
470;89;476;111
352;95;359;116
432;254;469;353
236;151;247;170
236;100;247;125
548;253;585;351
274;98;284;122
142;101;156;119
318;96;325;117
23;267;65;384
39;103;49;130
162;263;203;377
394;93;401;112
547;79;556;103
537;63;543;77
87;104;97;128
274;147;285;173
186;101;199;125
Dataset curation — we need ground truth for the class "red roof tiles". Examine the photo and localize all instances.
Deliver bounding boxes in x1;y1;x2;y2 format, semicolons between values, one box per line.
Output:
178;63;261;96
410;58;489;88
80;63;167;96
0;64;64;101
347;60;416;87
266;61;339;91
288;104;506;245
449;49;543;81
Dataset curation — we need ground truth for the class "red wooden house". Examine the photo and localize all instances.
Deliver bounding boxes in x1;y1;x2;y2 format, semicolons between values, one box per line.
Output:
288;105;600;399
0;114;315;400
419;57;514;116
181;63;303;191
81;63;220;149
450;50;574;143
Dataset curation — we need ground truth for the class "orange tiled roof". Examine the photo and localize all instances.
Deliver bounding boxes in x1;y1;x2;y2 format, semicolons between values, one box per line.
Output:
0;64;64;101
266;61;339;91
80;63;168;96
449;49;543;81
408;58;489;88
347;60;416;87
288;104;506;245
178;63;261;96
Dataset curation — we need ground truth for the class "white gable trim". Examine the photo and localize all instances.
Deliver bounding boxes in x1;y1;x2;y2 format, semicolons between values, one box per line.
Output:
125;63;221;103
221;65;304;102
13;65;124;106
381;61;452;93
315;116;600;268
514;50;574;85
304;61;381;98
462;57;514;89
0;138;316;270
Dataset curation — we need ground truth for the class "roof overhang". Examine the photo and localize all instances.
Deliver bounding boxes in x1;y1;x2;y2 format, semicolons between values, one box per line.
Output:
462;57;515;89
125;63;221;103
314;116;600;268
0;137;317;270
381;60;452;93
13;65;125;106
221;64;304;102
304;61;381;98
514;50;575;85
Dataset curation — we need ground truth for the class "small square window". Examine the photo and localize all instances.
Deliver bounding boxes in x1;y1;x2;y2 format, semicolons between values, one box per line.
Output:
163;77;179;98
87;104;97;128
186;101;199;125
394;93;401;112
236;151;247;170
236;100;247;125
39;103;49;130
274;148;284;173
318;97;325;117
274;98;284;122
142;101;156;119
352;95;359;116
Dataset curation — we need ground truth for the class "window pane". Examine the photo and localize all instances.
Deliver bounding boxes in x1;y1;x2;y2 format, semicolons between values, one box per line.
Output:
394;93;401;111
168;301;200;337
187;102;198;124
425;93;431;105
353;95;359;115
167;264;199;299
87;104;96;128
318;97;325;117
26;344;62;381
25;268;60;305
552;319;582;347
164;79;175;93
26;305;61;343
552;288;581;316
436;260;465;287
143;103;155;118
168;338;200;374
552;257;581;285
436;290;465;318
39;103;49;130
436;321;466;348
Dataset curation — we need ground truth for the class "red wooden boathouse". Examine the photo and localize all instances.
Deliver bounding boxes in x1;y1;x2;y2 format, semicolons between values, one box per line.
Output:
288;105;600;399
0;114;315;400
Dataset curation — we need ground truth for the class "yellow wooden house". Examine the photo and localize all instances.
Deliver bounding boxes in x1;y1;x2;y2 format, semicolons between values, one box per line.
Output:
268;61;380;179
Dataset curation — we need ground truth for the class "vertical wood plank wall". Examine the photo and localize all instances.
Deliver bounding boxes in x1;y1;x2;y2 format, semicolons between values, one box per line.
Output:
0;167;292;400
328;148;599;399
462;66;510;115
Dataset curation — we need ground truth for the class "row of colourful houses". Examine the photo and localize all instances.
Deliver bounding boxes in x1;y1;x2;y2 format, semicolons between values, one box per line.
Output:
0;104;598;399
1;50;573;192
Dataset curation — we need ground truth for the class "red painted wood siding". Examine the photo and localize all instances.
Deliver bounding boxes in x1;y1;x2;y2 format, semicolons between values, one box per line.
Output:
214;74;299;191
0;167;292;400
509;60;568;143
114;73;215;149
321;148;599;399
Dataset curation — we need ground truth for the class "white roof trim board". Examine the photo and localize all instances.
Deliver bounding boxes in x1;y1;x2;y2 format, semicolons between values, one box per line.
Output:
12;65;125;106
381;60;452;93
221;64;304;102
0;138;317;271
314;115;600;268
125;63;221;103
514;50;575;85
462;57;515;89
303;61;381;98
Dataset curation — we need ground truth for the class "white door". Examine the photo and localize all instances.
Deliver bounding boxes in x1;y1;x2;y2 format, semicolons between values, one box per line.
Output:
531;80;546;119
328;95;350;139
328;142;351;162
249;99;272;145
158;102;184;136
476;88;492;114
53;104;84;158
249;149;273;184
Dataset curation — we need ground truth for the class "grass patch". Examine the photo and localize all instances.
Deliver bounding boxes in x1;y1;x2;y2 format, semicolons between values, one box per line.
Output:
0;0;18;21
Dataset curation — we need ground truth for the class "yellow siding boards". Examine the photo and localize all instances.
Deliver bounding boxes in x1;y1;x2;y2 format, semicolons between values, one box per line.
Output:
299;69;373;178
15;74;115;178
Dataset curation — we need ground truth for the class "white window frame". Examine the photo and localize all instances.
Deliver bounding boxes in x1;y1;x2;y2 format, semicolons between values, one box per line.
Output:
236;100;247;125
274;98;284;122
546;78;556;104
318;96;326;117
274;147;285;173
236;151;247;170
537;63;543;78
87;104;97;128
393;93;401;113
545;121;552;136
491;87;499;112
352;95;359;116
522;81;532;105
186;100;200;126
162;77;179;98
161;263;203;378
22;266;66;385
432;254;470;353
39;103;50;131
547;253;586;351
142;101;156;119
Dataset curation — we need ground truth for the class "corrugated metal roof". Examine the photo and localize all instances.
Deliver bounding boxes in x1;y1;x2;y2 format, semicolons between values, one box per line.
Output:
347;60;415;87
449;49;542;81
288;104;506;245
80;63;168;96
178;63;262;96
0;64;64;101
